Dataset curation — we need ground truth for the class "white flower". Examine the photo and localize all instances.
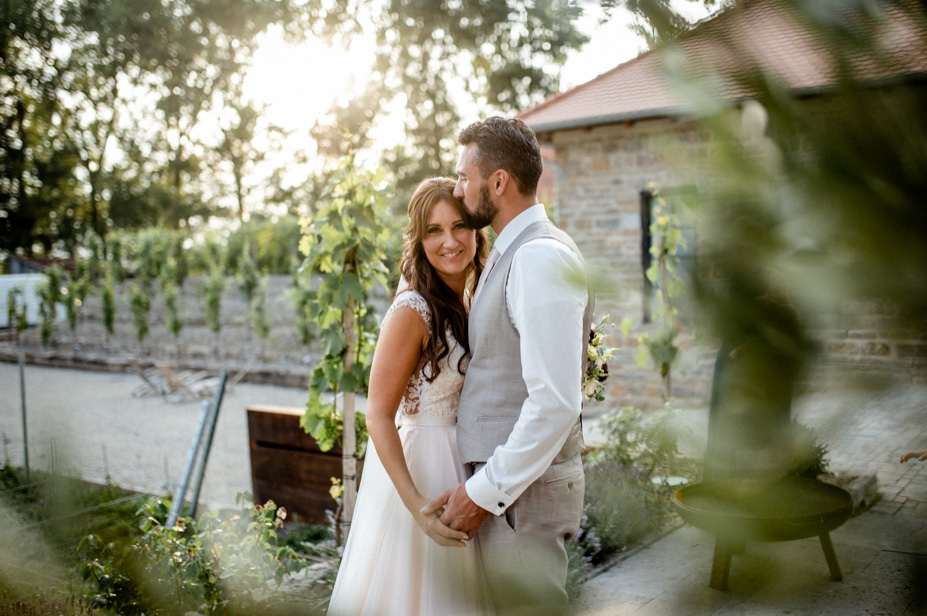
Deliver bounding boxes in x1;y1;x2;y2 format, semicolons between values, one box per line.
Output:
584;380;598;396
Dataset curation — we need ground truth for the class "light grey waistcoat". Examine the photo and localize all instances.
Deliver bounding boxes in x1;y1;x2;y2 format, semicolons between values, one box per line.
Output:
457;220;593;465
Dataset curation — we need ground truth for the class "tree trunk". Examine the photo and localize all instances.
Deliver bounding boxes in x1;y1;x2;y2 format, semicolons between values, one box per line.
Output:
340;295;357;541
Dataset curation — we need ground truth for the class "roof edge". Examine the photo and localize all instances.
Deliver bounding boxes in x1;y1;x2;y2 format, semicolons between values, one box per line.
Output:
528;108;682;134
527;71;927;135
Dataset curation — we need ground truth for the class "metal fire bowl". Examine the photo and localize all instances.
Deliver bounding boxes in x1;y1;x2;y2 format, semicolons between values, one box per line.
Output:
674;476;853;543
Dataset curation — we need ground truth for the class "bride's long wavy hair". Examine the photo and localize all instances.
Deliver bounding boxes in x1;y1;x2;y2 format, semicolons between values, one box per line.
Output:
399;177;487;381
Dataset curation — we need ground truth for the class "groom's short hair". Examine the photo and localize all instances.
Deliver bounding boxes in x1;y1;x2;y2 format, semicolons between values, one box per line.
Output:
458;117;543;197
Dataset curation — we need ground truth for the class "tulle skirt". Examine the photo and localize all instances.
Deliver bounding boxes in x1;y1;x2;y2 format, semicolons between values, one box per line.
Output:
327;415;494;616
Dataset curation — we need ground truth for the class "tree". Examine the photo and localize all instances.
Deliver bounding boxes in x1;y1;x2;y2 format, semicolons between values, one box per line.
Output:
2;0;339;253
298;154;395;541
306;0;590;202
214;84;281;221
0;0;67;255
601;0;729;48
56;0;156;244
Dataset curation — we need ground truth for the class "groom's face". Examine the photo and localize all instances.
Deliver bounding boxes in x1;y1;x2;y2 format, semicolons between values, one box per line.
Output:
454;144;498;229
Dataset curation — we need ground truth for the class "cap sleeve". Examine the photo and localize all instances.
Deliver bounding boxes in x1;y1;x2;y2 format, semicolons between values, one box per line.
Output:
381;290;431;330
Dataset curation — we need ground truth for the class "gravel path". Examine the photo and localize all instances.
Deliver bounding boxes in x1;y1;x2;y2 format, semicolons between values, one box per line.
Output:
0;361;310;511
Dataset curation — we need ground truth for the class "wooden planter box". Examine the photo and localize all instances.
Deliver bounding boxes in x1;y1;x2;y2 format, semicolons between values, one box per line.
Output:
247;404;364;523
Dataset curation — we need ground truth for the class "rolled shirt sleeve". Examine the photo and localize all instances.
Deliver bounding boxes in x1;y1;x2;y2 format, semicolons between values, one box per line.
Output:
465;237;587;515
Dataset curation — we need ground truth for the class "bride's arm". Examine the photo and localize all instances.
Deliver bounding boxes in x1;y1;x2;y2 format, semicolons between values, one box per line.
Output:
365;305;469;548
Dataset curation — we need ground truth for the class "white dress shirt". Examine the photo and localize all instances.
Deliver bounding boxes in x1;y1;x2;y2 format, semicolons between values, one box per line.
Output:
465;204;588;514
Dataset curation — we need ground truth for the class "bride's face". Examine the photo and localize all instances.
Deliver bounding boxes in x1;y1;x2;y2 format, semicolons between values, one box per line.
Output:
422;199;477;289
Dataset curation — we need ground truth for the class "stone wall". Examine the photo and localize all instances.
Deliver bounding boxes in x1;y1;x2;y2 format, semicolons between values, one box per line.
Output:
547;117;926;411
1;274;388;387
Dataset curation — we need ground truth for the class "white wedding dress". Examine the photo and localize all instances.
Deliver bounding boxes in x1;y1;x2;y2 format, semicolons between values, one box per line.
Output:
327;290;494;616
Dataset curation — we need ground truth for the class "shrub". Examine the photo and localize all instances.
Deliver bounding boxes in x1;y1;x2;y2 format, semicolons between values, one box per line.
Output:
788;420;830;478
78;494;308;615
227;216;301;275
581;459;673;560
591;404;694;480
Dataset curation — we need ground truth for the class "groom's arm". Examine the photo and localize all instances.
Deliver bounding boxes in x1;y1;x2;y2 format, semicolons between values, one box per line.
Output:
464;239;586;516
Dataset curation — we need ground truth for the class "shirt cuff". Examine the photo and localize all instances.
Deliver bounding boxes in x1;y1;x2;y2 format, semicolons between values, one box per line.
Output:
465;466;514;516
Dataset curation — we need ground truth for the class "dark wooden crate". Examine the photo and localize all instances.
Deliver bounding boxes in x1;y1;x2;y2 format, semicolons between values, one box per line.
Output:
247;404;363;522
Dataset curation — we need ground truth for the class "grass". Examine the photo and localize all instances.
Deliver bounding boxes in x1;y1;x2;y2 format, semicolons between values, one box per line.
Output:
0;465;149;611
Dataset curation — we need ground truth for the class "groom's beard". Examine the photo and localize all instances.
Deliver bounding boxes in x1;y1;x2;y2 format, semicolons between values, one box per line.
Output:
465;183;498;229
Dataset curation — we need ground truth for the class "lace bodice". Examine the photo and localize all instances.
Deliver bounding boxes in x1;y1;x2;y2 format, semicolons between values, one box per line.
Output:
381;290;467;420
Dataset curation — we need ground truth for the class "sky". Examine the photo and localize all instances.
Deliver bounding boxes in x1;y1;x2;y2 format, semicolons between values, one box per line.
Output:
562;1;714;89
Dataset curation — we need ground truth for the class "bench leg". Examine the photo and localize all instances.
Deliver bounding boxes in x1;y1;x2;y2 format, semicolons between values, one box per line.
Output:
819;532;843;581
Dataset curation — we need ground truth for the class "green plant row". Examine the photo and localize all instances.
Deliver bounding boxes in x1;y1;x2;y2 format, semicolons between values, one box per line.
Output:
6;229;320;353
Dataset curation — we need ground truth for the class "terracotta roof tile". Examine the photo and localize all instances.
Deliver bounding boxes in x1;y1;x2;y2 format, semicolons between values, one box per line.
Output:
520;0;927;133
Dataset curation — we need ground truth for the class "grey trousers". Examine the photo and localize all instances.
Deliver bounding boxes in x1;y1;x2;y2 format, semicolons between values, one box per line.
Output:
472;455;585;616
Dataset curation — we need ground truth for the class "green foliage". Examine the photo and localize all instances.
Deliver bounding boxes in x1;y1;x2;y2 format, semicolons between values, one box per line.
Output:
63;270;87;334
298;157;395;452
581;459;673;557
85;232;105;280
204;264;227;337
614;0;723;48
109;235;126;283
78;494;307;615
162;278;183;340
568;403;699;582
591;405;694;479
288;281;316;345
43;264;65;312
250;279;272;348
227;215;302;275
36;265;65;346
166;235;189;288
129;282;150;344
134;229;168;290
6;287;29;341
787;420;830;479
101;267;116;336
3;0;590;257
637;185;689;395
0;466;149;601
236;241;259;302
0;466;319;615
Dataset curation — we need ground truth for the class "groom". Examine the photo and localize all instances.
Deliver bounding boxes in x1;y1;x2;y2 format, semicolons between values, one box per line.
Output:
423;117;592;615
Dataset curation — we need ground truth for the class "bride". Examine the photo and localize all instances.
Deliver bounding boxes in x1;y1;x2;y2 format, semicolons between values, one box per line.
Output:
327;177;493;615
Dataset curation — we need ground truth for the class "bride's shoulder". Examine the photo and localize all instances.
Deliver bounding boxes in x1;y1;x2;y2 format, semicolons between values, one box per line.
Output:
383;289;431;328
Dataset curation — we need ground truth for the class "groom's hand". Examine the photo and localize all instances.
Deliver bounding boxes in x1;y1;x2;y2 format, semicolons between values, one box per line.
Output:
416;511;470;548
422;482;489;539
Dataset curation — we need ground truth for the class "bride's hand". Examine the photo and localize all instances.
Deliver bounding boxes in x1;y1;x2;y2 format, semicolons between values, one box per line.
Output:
413;504;469;548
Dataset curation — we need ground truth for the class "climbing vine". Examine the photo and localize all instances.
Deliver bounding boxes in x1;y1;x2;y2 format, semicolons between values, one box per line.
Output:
638;184;689;399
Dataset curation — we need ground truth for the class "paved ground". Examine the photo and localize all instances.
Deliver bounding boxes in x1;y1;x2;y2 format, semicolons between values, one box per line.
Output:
3;361;927;614
570;381;927;616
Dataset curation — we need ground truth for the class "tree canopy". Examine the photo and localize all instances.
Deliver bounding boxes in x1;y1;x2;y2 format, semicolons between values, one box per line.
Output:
1;0;597;258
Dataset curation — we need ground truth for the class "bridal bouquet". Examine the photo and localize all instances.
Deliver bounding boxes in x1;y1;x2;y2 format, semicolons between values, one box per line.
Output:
584;315;617;402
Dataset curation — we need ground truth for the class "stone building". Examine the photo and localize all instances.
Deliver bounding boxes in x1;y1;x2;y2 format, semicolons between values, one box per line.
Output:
519;0;927;410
